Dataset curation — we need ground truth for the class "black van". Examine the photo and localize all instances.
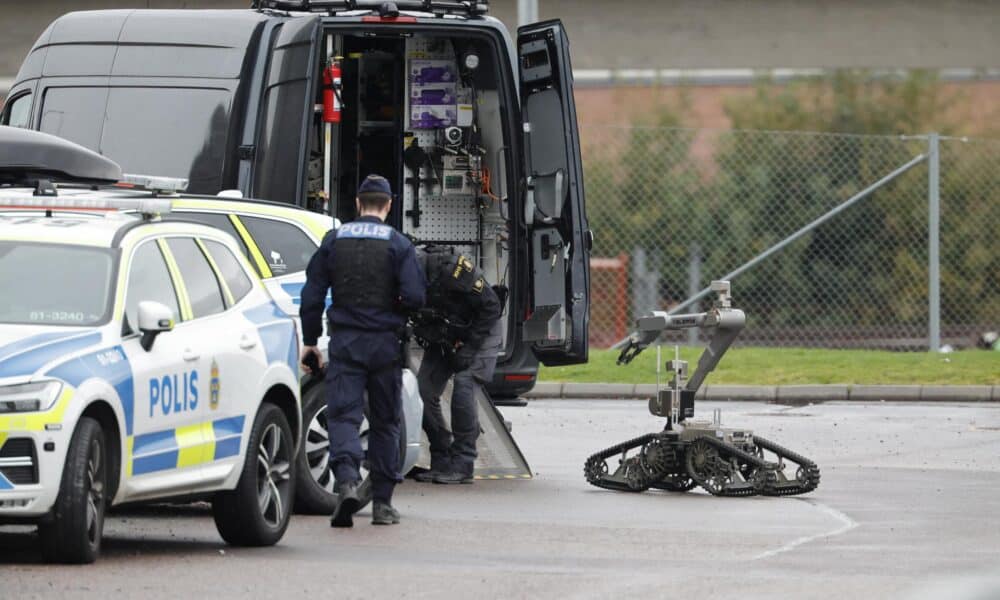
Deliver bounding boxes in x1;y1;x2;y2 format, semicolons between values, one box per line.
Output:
1;0;592;398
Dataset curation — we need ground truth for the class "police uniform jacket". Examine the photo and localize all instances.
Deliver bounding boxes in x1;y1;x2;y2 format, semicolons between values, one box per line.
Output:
300;215;425;346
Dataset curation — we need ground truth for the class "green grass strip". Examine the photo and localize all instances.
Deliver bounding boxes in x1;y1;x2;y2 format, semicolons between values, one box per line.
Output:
539;347;1000;386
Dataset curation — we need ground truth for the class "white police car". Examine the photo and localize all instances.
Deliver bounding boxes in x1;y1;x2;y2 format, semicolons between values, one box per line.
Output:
0;128;301;563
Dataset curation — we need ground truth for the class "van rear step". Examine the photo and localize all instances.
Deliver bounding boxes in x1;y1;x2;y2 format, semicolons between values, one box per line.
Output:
413;381;532;481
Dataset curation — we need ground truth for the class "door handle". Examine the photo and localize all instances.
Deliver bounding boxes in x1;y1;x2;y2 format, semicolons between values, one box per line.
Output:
182;349;200;362
239;335;257;351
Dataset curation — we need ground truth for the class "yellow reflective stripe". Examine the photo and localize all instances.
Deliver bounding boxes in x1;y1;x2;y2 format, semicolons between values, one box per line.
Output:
0;432;8;449
175;423;205;468
113;242;131;322
125;436;134;478
229;215;272;278
158;239;194;321
195;238;234;306
174;421;216;468
0;387;74;432
201;420;217;462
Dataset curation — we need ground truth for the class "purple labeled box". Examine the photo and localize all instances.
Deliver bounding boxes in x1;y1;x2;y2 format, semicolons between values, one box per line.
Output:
410;59;456;84
410;105;457;129
411;84;457;106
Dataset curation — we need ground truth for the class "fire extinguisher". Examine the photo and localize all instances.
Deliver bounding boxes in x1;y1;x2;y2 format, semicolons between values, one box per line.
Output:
322;59;342;124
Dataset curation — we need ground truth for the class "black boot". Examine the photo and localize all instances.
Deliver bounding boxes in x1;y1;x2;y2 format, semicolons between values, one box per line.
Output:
413;469;440;483
330;481;361;528
371;501;400;525
414;457;451;483
433;470;474;485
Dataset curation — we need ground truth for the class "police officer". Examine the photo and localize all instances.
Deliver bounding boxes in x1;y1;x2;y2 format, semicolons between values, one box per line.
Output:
300;175;425;527
412;246;502;484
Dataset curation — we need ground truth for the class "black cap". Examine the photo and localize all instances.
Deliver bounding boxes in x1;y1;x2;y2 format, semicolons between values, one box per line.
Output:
357;174;393;197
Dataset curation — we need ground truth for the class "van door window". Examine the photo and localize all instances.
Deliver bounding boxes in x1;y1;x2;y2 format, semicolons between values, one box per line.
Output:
166;238;226;319
1;93;32;128
239;216;316;277
39;87;108;150
102;87;232;193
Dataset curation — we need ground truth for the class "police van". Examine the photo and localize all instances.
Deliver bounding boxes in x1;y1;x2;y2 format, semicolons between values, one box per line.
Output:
0;128;302;563
1;0;593;400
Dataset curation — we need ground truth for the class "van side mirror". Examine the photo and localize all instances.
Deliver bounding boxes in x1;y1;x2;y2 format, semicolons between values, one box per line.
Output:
137;301;175;351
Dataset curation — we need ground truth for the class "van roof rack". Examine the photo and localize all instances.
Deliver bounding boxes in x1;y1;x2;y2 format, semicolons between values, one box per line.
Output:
253;0;489;17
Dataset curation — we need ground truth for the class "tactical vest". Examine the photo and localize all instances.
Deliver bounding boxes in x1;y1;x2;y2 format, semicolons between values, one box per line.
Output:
424;246;486;318
331;221;395;310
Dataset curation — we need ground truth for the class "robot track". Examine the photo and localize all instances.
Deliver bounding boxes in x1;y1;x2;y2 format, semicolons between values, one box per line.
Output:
584;431;820;497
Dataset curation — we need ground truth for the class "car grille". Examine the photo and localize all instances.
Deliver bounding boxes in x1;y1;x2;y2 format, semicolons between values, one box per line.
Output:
0;438;38;485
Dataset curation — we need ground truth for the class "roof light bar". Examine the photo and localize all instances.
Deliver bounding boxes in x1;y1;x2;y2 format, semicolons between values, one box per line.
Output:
117;174;189;194
0;197;173;216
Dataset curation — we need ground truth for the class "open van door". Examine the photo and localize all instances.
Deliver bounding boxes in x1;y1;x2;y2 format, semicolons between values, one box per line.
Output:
250;15;323;206
518;20;592;366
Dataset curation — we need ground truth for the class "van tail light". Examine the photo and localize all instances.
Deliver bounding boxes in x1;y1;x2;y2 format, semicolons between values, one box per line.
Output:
505;374;534;382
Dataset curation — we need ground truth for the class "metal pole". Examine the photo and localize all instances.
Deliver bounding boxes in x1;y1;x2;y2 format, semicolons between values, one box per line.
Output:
667;151;929;316
518;0;539;26
928;133;941;352
687;243;701;346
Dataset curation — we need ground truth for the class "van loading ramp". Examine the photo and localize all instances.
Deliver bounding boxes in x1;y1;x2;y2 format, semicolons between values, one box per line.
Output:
409;350;532;481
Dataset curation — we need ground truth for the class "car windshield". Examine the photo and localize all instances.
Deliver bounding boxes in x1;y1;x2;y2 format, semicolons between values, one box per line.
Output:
0;242;115;326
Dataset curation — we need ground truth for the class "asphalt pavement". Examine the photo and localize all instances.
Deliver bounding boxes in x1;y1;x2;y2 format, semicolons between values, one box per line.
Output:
3;399;1000;599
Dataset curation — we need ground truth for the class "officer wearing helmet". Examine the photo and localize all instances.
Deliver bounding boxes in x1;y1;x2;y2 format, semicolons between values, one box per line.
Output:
300;175;425;527
412;245;502;484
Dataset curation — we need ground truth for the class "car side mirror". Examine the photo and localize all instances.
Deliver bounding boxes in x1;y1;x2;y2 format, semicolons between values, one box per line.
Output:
137;301;175;351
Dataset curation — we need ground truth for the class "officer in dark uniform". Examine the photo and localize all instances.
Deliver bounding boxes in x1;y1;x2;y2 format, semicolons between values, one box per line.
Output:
412;246;502;484
300;175;425;527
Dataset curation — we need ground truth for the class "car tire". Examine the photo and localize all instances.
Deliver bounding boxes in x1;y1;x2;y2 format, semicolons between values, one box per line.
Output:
294;380;407;515
38;416;107;564
212;402;295;547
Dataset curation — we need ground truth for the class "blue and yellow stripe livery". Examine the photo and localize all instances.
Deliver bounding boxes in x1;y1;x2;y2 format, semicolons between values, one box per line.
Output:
130;416;246;476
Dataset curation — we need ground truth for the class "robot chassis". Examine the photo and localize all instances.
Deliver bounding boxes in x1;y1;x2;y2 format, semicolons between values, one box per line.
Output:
584;282;821;497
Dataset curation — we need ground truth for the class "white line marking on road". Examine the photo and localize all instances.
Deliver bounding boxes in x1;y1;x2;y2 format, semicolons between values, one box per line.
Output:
751;499;859;561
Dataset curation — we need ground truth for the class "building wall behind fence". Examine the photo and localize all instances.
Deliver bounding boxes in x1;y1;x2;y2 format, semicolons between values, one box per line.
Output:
4;0;1000;78
581;125;1000;350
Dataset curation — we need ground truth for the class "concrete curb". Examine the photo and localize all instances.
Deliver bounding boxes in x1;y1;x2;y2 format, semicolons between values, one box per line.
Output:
524;382;1000;402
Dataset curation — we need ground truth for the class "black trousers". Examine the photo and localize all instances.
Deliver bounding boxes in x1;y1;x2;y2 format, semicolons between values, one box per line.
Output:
325;328;402;503
417;321;501;475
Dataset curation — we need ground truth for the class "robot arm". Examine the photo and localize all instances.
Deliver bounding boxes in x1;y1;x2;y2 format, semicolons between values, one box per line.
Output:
616;281;746;393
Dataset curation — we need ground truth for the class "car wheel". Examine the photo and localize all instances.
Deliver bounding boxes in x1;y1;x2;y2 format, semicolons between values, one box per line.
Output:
213;402;295;546
294;381;406;515
38;416;107;564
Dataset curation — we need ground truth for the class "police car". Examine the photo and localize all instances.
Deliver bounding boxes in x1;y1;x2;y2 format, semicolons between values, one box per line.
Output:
0;128;302;563
160;197;425;514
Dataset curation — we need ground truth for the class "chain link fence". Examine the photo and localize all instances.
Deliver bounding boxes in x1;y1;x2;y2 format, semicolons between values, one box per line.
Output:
581;125;1000;350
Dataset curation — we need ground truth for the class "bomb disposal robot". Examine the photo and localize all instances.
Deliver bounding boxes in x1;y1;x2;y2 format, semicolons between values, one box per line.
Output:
585;282;821;497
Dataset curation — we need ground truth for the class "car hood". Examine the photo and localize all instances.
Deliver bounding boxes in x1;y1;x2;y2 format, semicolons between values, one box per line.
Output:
0;326;104;383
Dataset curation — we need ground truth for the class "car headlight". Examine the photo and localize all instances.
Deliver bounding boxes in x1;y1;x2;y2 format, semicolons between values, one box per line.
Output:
0;381;63;413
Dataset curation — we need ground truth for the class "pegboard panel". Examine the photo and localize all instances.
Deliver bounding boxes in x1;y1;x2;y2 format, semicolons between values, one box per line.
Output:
402;35;477;242
408;195;480;241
